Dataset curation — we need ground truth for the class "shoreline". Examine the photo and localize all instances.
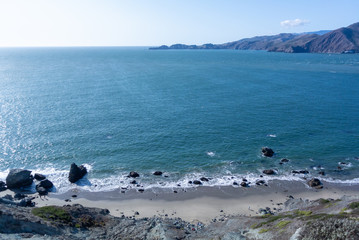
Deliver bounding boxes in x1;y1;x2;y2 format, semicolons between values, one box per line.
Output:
2;179;359;239
10;179;359;223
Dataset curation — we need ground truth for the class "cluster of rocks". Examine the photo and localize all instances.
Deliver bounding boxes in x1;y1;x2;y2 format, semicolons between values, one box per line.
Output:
260;147;324;189
1;163;89;197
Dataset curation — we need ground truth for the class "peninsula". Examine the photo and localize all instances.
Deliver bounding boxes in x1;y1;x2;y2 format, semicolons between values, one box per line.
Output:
150;22;359;53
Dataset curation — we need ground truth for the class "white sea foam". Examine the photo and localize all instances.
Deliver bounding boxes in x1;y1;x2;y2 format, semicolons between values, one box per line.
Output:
206;151;216;157
267;134;277;138
2;166;359;194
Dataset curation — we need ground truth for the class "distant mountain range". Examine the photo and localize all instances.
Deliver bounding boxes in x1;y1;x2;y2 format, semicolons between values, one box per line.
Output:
150;22;359;53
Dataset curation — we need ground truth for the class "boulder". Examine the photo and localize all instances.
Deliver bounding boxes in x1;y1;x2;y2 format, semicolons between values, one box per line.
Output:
37;179;53;189
292;170;309;174
263;169;275;175
261;147;274;157
318;171;325;176
256;180;266;185
200;177;209;182
280;158;289;163
128;171;140;178
240;182;249;187
6;169;33;189
68;163;87;183
193;180;202;185
0;181;6;192
233;182;238;186
308;178;323;189
153;171;163;176
34;173;46;181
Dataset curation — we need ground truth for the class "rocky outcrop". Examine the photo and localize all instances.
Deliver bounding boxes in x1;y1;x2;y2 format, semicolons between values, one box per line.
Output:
5;169;33;189
128;171;140;178
308;178;323;189
263;169;276;175
68;163;87;183
262;147;274;157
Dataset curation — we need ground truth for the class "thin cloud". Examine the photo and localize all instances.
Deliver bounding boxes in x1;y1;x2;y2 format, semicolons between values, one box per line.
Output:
280;19;310;28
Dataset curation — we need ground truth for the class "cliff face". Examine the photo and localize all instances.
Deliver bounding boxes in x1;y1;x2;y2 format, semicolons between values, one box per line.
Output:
150;22;359;53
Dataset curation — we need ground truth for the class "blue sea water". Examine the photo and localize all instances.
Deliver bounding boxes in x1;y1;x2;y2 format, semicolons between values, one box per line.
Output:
0;47;359;193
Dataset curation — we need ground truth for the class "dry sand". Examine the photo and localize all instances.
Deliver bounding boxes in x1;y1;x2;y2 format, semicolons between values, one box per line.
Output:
20;179;359;223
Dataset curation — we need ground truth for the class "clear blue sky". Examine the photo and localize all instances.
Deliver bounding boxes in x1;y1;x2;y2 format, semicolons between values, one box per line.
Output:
0;0;358;47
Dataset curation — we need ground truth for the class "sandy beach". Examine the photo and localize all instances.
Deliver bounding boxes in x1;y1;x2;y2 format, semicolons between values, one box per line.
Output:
17;179;359;223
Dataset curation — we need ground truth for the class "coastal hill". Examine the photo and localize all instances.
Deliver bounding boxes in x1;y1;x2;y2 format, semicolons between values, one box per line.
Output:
150;22;359;53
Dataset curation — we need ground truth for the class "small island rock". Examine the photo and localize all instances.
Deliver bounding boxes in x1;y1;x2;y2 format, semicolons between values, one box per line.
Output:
68;163;87;183
262;147;274;157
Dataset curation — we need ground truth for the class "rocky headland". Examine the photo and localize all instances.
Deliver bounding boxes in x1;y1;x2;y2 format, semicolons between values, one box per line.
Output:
150;22;359;54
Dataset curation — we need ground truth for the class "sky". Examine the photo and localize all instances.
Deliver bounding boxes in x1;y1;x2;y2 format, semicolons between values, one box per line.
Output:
0;0;358;47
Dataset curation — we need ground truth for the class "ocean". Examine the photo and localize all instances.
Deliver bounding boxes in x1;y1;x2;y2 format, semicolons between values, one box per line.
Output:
0;47;358;193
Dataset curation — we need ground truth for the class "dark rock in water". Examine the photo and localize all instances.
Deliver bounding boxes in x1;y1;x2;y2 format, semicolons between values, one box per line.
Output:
200;177;209;182
128;171;140;178
337;166;342;170
240;182;249;187
37;179;54;189
280;158;289;163
261;147;274;157
36;186;48;195
188;181;193;184
193;180;202;185
318;171;326;176
130;180;137;184
308;178;323;189
233;182;238;186
256;180;266;185
68;163;87;183
153;171;163;176
138;189;144;193
34;173;46;181
6;169;33;189
0;181;6;192
263;169;276;175
292;170;309;174
242;178;248;182
72;195;77;198
14;193;26;200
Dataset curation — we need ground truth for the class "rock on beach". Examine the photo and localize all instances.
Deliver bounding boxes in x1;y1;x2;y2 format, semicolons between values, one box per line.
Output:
308;178;323;189
6;169;33;189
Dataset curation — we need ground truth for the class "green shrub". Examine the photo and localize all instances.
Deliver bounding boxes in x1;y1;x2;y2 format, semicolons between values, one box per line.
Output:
32;206;72;223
